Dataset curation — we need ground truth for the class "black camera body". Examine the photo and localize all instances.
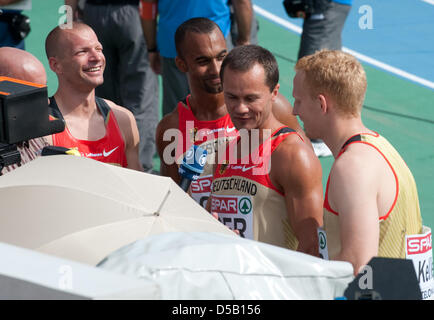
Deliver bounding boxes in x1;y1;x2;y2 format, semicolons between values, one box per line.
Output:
283;0;330;19
10;13;31;41
283;0;315;18
0;77;64;145
0;77;65;171
0;11;31;41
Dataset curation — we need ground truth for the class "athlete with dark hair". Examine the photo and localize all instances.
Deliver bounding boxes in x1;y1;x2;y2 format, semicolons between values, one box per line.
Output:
156;17;307;208
208;45;323;255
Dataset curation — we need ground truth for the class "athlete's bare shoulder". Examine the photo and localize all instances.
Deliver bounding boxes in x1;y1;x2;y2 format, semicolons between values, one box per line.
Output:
272;94;301;131
103;99;135;128
156;104;182;182
157;106;180;134
269;127;323;256
156;103;181;151
272;93;310;145
273;131;319;170
332;142;382;176
102;99;143;171
328;142;390;208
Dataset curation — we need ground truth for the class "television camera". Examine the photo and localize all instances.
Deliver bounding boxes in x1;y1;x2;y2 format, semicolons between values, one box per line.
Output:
0;77;64;174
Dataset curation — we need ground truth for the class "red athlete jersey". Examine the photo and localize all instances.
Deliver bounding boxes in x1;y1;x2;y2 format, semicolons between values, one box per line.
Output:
176;95;238;207
49;97;128;168
211;126;302;249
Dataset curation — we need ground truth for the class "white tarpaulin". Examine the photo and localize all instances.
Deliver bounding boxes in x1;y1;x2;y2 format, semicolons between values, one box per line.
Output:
0;242;159;300
99;232;354;300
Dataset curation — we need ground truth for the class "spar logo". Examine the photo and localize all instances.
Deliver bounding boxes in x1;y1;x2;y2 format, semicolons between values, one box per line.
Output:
211;196;238;214
239;197;252;215
190;176;212;193
211;196;252;215
407;233;432;255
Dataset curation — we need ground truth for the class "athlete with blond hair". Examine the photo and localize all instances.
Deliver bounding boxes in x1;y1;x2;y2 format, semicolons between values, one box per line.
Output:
292;50;424;273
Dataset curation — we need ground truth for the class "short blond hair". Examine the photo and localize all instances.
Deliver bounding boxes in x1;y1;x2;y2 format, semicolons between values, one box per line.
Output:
295;50;367;116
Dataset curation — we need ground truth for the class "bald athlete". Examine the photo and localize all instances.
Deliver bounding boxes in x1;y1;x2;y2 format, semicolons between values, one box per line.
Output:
156;17;308;207
45;22;142;170
0;47;49;175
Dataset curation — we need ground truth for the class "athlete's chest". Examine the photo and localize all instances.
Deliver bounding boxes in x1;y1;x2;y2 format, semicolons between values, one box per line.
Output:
64;113;106;141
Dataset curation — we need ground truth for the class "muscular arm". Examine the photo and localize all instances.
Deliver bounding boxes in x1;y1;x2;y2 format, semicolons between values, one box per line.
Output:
231;0;253;46
106;101;143;171
155;110;181;183
327;150;380;274
271;136;323;256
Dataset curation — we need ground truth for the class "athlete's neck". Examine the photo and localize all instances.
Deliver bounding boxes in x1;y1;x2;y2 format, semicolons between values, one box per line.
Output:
239;116;283;151
188;91;226;121
54;86;98;119
323;117;371;158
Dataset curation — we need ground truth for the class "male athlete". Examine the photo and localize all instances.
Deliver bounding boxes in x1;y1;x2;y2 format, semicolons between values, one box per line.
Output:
209;45;323;255
45;22;142;170
292;50;424;272
156;17;306;207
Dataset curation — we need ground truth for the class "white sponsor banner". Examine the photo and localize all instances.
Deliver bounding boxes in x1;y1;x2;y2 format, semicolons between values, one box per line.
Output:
406;226;434;300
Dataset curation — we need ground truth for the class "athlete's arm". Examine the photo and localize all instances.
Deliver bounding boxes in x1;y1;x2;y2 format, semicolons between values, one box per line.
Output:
271;136;323;256
106;101;143;171
327;149;380;274
231;0;253;46
155;110;181;183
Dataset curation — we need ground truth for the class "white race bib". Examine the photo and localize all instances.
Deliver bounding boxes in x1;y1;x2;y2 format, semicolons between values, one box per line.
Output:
190;175;212;208
405;226;434;300
211;195;253;239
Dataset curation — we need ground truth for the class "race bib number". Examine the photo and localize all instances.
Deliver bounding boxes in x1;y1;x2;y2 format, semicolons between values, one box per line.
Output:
406;226;434;300
211;195;253;239
190;175;212;208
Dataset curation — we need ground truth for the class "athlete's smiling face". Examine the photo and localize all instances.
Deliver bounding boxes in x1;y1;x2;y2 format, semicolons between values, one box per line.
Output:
56;27;106;90
176;28;227;94
223;63;279;131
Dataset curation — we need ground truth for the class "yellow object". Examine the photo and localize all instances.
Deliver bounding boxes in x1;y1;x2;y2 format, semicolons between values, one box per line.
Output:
66;148;81;157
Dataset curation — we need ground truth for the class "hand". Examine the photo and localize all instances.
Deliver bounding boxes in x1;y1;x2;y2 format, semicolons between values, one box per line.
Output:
211;212;240;236
235;39;250;47
148;52;161;75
